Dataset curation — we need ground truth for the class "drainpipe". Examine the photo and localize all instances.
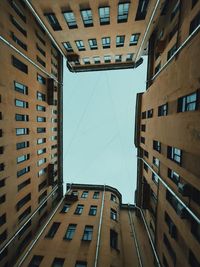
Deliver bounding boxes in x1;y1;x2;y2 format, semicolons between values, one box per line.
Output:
94;185;105;267
0;35;61;84
137;156;200;224
151;24;200;81
128;205;143;267
16;184;72;267
135;0;162;62
0;185;58;256
134;205;162;267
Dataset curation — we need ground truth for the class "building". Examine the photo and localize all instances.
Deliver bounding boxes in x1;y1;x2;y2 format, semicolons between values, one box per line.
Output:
15;183;156;267
0;0;63;265
27;0;165;72
135;0;200;267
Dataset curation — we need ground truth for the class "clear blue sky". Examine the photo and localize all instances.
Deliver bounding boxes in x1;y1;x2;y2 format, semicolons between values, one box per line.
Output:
63;57;147;203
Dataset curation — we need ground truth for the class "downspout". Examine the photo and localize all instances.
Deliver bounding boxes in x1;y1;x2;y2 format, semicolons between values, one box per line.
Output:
151;24;200;81
134;205;161;267
94;185;105;267
0;185;59;255
128;205;143;267
16;184;72;267
135;0;162;62
137;156;200;224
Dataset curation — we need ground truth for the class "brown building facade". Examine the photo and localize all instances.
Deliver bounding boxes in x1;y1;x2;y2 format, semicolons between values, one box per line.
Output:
0;0;63;265
135;1;200;267
16;183;156;267
27;0;166;72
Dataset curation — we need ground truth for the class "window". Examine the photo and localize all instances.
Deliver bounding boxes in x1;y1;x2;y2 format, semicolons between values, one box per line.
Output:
37;56;46;67
115;55;122;63
89;206;97;216
135;0;149;21
38;180;47;191
44;13;62;31
141;136;145;144
75;40;85;51
37;148;46;155
37;74;46;84
158;103;168;116
63;42;73;52
192;0;199;8
143;150;149;158
35;30;46;45
38;168;47;177
17;154;29;164
153;140;161;152
189;250;200;267
93;192;99;199
12;56;28;73
82;225;93;241
36;105;46;112
37;158;46;166
37;138;46;144
63;11;77;29
110;229;118;249
165;212;177;239
144;163;148;172
18;206;31;222
167;44;177;60
38;190;47;204
0;163;5;172
81;9;93;27
17;166;30;177
170;1;180;21
10;15;27;36
15;99;28;108
126;53;134;61
37;116;46;122
153;157;159;168
0;179;5;188
168;169;180;185
36;43;46;57
81;191;88;198
191;186;200;205
0;230;7;245
167;146;182;164
93;57;100;64
155;62;161;74
11;32;27;50
45;222;60;238
142;111;146;119
0;195;6;204
10;0;26;22
118;3;130;23
110;209;117;221
51;258;65;267
130;34;140;45
18;178;31;191
141;124;146;132
147;109;153;118
116;35;125;47
102;37;110;48
28;255;44;267
16;128;29;135
16;193;31;211
99;7;110;25
152;173;159;184
64;224;76;240
14;81;28;94
163;234;176;265
60;204;70;213
15;114;29;121
74;204;84;215
177;92;198;112
37;127;46;133
104;55;111;63
88;39;97;50
75;261;87;267
111;193;116;202
83;58;90;65
0;214;6;227
191;218;200;243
